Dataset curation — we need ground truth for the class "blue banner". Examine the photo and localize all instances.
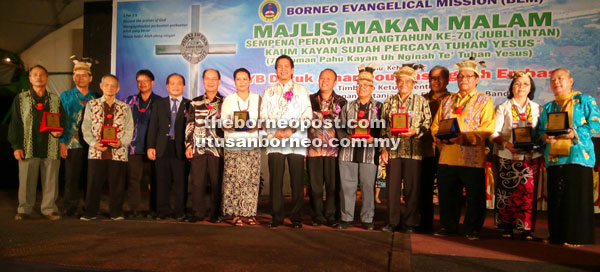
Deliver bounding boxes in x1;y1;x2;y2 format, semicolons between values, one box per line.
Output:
113;0;600;105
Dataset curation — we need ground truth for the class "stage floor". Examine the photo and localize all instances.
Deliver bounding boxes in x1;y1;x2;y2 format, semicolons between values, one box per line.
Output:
1;189;599;271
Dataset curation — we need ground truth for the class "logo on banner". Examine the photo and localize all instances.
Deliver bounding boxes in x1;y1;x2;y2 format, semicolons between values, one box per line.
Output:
259;0;281;22
180;32;209;64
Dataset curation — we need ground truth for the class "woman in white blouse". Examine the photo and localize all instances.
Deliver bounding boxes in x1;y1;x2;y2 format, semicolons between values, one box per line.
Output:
490;71;543;240
220;68;261;226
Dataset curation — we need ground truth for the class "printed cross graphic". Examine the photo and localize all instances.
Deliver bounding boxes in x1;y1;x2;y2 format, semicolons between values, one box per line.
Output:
155;5;236;98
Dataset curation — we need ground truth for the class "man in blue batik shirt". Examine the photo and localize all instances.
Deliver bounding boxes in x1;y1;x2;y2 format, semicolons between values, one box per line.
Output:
124;69;162;218
59;58;97;217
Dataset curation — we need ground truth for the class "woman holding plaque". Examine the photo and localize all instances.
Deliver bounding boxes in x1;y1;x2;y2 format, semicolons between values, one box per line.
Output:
220;68;261;226
380;64;432;233
537;68;600;247
490;72;542;240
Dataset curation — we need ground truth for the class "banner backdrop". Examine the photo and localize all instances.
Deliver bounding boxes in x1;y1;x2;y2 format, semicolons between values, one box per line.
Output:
113;0;600;105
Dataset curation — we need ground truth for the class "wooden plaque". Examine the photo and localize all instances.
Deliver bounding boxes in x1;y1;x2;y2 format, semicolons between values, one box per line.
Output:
391;113;409;135
40;112;63;132
435;118;460;140
100;126;118;145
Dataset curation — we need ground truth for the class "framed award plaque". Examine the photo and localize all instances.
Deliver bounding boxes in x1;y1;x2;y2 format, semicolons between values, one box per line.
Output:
512;127;534;150
233;111;250;131
546;111;569;136
391;113;409;135
435;118;460;140
352;119;370;139
40;112;63;132
100;126;118;145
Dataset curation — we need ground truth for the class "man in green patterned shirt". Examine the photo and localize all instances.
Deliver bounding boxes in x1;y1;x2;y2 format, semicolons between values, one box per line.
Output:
9;65;66;221
380;65;432;233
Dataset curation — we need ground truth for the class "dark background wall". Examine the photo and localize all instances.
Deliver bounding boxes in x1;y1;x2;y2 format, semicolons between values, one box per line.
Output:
84;1;112;95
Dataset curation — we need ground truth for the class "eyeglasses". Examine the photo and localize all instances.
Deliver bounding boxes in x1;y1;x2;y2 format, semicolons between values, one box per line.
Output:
357;84;374;89
457;74;476;80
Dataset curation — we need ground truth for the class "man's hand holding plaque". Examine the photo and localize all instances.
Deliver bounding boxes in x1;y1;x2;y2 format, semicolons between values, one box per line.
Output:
391;113;409;136
546;112;569;136
435;118;460;141
40;112;63;133
100;125;118;145
352;118;370;139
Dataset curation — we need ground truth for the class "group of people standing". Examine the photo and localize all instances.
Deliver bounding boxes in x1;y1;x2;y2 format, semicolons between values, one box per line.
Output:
8;54;599;248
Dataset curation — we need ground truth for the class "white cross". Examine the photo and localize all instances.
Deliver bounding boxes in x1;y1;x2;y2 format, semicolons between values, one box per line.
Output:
155;5;236;98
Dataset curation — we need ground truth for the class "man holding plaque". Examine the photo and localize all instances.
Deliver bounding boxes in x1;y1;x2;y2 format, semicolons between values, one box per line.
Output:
337;64;382;230
419;65;452;232
80;75;133;220
124;69;162;218
307;68;347;227
380;64;432;233
59;57;98;217
147;73;190;220
537;68;600;247
9;65;66;220
260;55;312;229
430;58;495;240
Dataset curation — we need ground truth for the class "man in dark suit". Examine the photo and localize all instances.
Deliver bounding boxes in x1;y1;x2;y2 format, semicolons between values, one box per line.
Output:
147;73;190;220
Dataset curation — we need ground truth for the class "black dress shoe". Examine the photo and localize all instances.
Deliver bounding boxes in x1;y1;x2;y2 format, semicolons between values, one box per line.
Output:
337;221;353;229
155;215;169;221
329;222;341;228
183;216;200;223
381;224;396;233
267;221;280;228
404;226;416;234
466;231;480;241
434;228;456;237
291;222;303;229
362;222;374;230
312;221;323;227
210;217;222;223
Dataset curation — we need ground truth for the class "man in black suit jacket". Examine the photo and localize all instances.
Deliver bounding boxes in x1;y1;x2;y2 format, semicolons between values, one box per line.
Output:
147;73;190;219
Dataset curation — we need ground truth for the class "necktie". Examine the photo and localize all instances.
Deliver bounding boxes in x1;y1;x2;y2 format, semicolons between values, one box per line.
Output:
169;98;177;137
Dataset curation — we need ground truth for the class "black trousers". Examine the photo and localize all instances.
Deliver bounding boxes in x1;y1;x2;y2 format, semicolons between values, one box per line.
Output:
419;156;438;230
84;159;127;217
127;154;154;212
437;164;486;234
387;158;422;227
63;148;88;213
307;156;338;223
547;164;595;245
190;154;222;219
269;153;305;224
155;140;188;217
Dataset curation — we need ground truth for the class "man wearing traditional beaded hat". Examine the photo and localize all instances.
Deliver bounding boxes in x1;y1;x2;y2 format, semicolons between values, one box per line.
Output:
9;65;67;220
59;56;98;217
430;58;495;240
380;64;432;233
337;64;382;230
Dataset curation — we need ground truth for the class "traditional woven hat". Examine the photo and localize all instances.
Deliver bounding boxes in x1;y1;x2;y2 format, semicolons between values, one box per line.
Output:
394;63;425;82
71;55;97;74
454;57;486;76
357;63;377;83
